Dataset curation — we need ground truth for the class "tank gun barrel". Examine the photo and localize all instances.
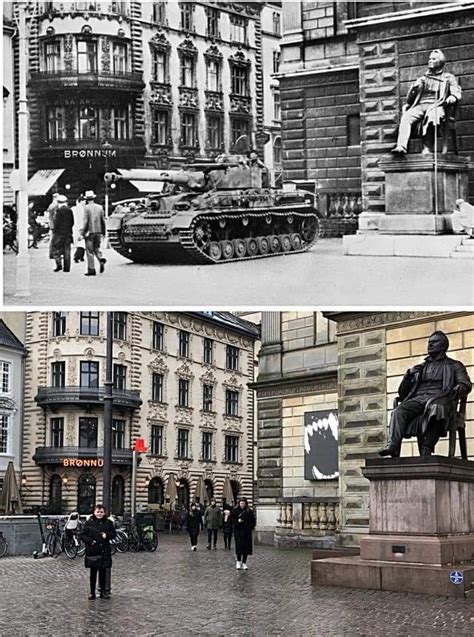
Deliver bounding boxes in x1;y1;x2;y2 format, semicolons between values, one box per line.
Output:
104;169;206;188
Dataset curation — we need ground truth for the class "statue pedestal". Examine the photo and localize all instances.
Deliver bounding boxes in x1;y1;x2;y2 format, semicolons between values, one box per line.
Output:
344;155;471;257
311;457;474;597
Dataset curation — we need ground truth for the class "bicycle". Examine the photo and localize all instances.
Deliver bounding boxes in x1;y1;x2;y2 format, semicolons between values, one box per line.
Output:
128;524;158;552
0;531;8;558
45;518;77;559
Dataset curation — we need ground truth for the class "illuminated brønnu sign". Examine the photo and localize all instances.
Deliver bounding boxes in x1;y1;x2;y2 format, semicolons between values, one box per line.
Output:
63;149;117;159
62;458;104;467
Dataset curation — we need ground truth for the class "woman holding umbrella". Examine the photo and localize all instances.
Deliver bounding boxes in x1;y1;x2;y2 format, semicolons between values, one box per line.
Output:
232;497;256;570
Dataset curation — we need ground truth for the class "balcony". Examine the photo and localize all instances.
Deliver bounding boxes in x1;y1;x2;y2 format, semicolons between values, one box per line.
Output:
35;386;142;411
29;71;144;93
33;446;133;467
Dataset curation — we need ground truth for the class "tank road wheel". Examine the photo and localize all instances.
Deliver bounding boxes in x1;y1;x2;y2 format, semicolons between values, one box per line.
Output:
280;234;292;252
290;233;303;251
221;240;234;260
193;221;211;250
269;235;281;253
257;236;270;256
232;238;247;259
245;238;258;257
209;242;222;262
300;217;318;244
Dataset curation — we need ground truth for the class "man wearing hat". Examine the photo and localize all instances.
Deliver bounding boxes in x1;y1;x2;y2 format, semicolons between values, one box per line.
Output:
51;194;74;273
82;190;106;276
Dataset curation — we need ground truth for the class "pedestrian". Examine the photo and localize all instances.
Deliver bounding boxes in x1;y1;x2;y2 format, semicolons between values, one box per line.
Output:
82;190;106;276
233;497;256;570
47;193;59;260
72;196;86;262
204;498;222;550
28;202;41;248
223;507;233;550
51;194;74;273
79;503;116;600
185;502;203;551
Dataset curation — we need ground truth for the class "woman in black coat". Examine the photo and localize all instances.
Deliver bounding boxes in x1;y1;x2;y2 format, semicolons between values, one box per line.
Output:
185;502;203;550
79;503;116;600
232;498;256;570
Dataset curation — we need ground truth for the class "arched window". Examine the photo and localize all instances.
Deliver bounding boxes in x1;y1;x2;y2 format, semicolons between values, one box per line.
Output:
273;136;282;165
111;475;125;515
49;474;62;514
148;477;164;505
176;477;189;510
77;474;96;514
230;480;240;506
204;479;214;503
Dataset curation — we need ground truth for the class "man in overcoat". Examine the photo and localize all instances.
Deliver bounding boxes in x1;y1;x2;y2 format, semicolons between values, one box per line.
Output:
82;190;106;276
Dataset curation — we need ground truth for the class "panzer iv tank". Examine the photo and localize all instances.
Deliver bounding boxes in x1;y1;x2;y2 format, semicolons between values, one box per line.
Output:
105;152;318;265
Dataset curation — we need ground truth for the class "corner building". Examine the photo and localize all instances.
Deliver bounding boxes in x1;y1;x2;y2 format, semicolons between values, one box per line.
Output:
21;311;258;515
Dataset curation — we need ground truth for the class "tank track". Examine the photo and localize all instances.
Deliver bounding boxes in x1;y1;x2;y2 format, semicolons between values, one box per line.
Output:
108;228;135;260
180;207;318;265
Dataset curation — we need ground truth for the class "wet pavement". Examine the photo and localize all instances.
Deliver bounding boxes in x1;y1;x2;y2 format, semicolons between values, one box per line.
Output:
0;534;473;636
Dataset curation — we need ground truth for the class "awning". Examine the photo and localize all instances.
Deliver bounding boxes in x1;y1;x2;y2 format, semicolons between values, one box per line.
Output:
27;168;65;196
129;180;165;194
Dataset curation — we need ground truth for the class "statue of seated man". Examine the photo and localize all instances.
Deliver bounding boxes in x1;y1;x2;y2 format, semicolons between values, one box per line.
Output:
392;49;461;155
379;331;471;458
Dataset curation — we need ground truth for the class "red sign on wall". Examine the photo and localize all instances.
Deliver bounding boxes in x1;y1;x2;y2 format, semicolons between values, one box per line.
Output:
133;438;148;453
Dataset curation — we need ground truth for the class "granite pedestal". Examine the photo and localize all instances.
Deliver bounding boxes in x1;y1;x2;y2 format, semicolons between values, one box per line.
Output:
311;457;474;597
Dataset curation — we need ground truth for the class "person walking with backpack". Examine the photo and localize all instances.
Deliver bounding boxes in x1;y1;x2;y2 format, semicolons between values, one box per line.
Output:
186;502;203;551
80;503;116;600
204;498;222;550
233;498;256;570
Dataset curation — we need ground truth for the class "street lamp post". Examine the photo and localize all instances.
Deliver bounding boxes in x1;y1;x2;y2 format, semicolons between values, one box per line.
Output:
102;140;112;218
15;0;30;298
103;312;113;512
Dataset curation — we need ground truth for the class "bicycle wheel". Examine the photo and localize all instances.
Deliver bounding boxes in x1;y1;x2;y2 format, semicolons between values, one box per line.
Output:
76;537;86;557
0;536;8;558
115;529;129;553
128;529;141;552
63;535;78;559
142;529;158;552
46;531;57;557
110;540;117;556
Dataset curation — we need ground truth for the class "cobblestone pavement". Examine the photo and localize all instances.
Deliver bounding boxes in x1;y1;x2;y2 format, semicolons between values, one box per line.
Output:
0;535;473;637
4;240;473;306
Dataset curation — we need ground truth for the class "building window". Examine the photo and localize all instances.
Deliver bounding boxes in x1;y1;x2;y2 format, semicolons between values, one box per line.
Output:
80;361;99;388
79;417;98;448
78;106;98;140
231;65;249;96
225;389;239;416
0;416;10;454
207;8;219;37
112;419;125;449
202;384;213;412
77;39;97;73
207;115;223;149
112;42;127;74
226;345;239;371
51;361;66;388
113;106;129;140
179;330;190;358
46;107;65;141
75;1;98;10
202;431;213;461
178;378;189;408
52;312;66;336
230;16;247;44
273;51;280;74
152;2;166;24
177;428;189;458
152;373;164;402
231;117;250;146
181;55;195;88
44;40;61;73
224;435;239;463
180;2;193;31
148;477;164;504
181;113;196;147
314;313;336;345
80;312;99;336
273;12;281;35
152;50;166;83
273;91;281;121
113;312;127;340
50;417;64;448
347;114;361;146
203;338;213;364
113;364;127;390
0;362;11;393
152;110;169;145
152;322;164;350
150;424;163;456
207;59;220;92
77;474;96;515
112;475;125;516
49;475;63;514
273;136;282;165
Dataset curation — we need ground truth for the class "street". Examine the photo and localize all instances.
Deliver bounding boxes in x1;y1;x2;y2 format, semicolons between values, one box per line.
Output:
3;240;473;307
0;535;473;636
